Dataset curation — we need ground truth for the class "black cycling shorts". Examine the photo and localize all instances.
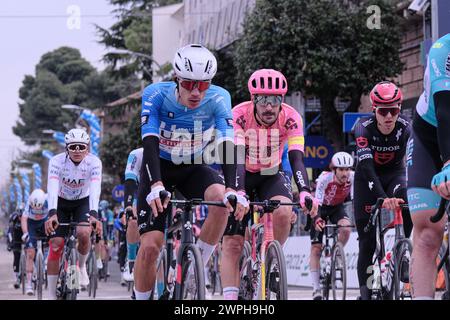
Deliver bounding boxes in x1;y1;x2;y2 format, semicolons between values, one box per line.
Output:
223;170;293;237
310;204;348;245
137;159;225;235
50;197;90;238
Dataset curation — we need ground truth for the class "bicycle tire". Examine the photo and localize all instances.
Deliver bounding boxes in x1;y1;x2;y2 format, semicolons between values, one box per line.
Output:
177;244;205;300
20;251;26;295
151;248;167;300
392;239;412;300
331;242;347;300
265;240;288;300
238;241;253;300
66;248;79;300
36;251;44;300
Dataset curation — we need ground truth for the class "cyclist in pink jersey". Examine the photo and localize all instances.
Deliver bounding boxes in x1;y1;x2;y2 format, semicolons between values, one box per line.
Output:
220;69;319;300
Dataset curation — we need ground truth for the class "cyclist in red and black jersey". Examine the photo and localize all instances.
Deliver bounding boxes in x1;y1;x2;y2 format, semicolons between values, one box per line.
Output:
353;81;412;300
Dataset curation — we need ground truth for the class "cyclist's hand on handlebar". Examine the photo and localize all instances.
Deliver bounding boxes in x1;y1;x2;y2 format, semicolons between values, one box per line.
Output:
125;206;137;219
299;191;319;218
89;215;103;237
45;215;59;236
382;197;404;211
146;183;171;218
314;217;325;232
223;189;249;221
431;162;450;200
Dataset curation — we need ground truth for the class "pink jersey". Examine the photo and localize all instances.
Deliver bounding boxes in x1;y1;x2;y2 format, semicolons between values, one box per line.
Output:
232;101;305;173
315;171;354;206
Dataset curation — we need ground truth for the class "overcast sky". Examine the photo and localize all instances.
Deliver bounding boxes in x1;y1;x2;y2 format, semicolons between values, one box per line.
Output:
0;0;116;188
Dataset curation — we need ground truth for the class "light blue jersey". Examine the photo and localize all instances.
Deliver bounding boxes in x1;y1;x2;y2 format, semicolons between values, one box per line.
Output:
141;82;234;163
416;33;450;127
125;148;143;183
23;200;48;221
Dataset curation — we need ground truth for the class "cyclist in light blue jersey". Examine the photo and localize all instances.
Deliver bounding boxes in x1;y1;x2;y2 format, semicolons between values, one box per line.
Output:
407;33;450;299
21;189;48;295
134;44;249;300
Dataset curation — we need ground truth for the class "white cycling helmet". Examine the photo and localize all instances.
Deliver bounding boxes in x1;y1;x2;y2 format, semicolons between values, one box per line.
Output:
331;152;354;168
65;128;90;145
173;44;217;81
29;189;46;209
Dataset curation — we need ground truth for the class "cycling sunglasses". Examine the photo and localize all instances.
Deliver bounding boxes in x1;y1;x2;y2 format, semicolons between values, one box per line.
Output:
67;144;88;151
254;95;283;107
375;106;401;117
179;79;211;92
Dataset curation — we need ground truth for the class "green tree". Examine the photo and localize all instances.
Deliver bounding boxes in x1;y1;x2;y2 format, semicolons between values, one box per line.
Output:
13;47;136;146
233;0;404;150
100;108;141;180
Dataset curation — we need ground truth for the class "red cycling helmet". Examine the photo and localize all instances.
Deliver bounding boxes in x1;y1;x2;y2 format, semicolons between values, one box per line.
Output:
370;81;403;108
248;69;288;96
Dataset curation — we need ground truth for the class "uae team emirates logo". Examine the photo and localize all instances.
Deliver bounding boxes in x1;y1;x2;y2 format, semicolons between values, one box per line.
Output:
374;152;394;165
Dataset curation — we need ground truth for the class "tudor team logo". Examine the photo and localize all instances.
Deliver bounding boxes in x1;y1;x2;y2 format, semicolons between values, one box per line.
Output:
374;151;394;165
356;136;368;148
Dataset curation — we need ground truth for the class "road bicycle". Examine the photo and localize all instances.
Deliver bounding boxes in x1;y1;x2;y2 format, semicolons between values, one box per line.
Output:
364;198;412;300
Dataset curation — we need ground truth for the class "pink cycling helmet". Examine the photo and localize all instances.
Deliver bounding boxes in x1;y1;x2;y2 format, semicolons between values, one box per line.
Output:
248;69;288;96
369;81;403;107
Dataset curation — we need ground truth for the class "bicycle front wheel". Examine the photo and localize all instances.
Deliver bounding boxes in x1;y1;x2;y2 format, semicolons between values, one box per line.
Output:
36;251;44;300
265;240;288;300
393;239;413;300
66;248;79;300
176;244;205;300
238;241;253;300
20;251;26;295
151;248;167;300
331;242;347;300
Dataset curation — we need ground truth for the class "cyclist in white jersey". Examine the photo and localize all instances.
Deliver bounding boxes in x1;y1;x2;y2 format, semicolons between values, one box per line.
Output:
122;147;143;282
309;152;354;300
21;189;48;295
44;128;103;300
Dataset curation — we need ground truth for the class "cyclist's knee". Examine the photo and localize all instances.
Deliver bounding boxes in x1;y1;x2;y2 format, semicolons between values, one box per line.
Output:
48;238;64;261
139;241;160;263
310;244;322;258
222;236;244;260
204;184;225;202
273;207;291;224
414;227;443;255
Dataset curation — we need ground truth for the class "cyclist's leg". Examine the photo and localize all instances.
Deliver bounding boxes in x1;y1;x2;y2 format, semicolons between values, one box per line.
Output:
354;176;377;299
74;198;92;286
126;212;139;276
258;171;293;245
221;206;249;300
386;169;412;237
329;204;351;246
310;222;324;298
407;125;444;299
47;199;69;299
133;161;170;300
177;165;228;268
25;219;39;293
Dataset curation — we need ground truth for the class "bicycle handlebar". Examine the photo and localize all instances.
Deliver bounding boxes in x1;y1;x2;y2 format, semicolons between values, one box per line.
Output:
430;198;448;223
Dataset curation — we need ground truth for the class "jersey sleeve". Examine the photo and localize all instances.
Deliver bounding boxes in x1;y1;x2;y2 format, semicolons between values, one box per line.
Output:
285;108;305;153
429;41;450;97
23;203;31;218
141;84;165;140
232;104;247;146
213;89;234;143
354;120;373;162
47;156;61;211
314;172;329;206
89;157;102;212
124;150;141;182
